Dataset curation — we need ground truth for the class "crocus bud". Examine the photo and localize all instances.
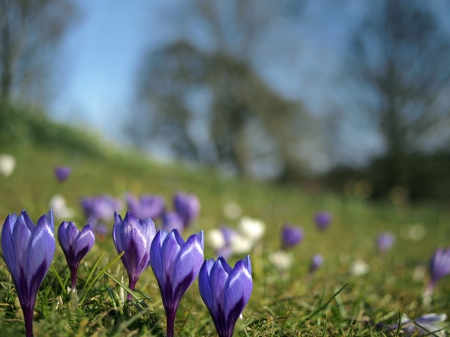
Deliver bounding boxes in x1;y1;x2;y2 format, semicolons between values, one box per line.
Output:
309;254;324;273
126;193;165;220
54;166;71;183
1;210;55;337
314;212;332;230
199;256;252;337
173;192;200;227
58;221;95;289
281;224;303;249
425;248;450;296
150;229;204;337
377;232;395;253
113;211;156;299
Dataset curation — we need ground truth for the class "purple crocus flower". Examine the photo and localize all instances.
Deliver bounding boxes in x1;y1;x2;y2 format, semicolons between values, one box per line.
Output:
161;211;184;233
199;256;252;337
173;192;200;228
1;210;55;337
126;193;165;220
309;254;324;274
150;229;204;337
54;166;71;183
113;211;156;299
281;224;303;249
425;248;450;296
58;222;95;289
377;232;395;253
81;195;122;225
314;212;332;230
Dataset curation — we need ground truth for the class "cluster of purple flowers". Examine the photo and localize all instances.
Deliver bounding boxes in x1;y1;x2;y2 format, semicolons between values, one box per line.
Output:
1;204;252;337
81;191;200;236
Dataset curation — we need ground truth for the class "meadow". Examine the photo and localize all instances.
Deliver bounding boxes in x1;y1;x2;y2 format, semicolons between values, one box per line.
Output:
0;114;449;336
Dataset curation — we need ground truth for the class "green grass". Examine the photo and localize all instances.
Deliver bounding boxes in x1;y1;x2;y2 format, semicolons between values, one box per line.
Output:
0;118;450;336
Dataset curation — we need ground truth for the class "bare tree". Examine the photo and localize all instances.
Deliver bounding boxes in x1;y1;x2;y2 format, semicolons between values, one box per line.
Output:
347;0;450;192
133;41;310;176
0;0;78;105
131;0;317;178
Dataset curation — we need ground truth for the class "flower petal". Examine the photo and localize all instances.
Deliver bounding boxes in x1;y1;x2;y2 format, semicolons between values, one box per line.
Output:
119;212;148;280
20;210;35;232
199;259;215;315
150;230;167;287
210;258;229;313
26;213;55;305
1;214;18;279
162;231;182;287
224;258;253;329
172;231;204;302
65;222;79;248
113;212;123;253
74;224;95;264
12;215;32;274
57;221;70;253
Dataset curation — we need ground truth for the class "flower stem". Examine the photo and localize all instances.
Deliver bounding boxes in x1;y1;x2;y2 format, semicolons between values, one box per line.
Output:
166;308;176;337
23;306;34;337
127;278;137;300
70;268;78;290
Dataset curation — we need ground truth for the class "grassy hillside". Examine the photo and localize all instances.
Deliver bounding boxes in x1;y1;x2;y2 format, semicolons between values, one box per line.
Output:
0;110;449;336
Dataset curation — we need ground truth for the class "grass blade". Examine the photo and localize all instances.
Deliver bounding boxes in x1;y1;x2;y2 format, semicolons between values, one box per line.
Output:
79;252;124;305
297;283;348;327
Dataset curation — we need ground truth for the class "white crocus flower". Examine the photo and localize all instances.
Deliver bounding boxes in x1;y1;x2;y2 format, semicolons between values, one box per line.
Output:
350;259;369;276
238;216;265;243
50;194;75;219
229;232;253;254
206;229;226;250
0;154;16;177
268;250;293;271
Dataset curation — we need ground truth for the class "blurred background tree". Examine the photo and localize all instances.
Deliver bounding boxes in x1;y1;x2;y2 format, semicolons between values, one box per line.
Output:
329;0;450;200
129;0;318;180
0;0;78;106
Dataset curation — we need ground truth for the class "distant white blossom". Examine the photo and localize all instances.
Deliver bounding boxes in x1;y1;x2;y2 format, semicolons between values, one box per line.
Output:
50;195;75;219
0;154;15;177
206;229;226;250
350;259;369;276
268;250;293;271
230;232;254;254
238;216;265;243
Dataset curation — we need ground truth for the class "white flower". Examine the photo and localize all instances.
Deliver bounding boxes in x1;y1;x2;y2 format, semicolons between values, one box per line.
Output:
350;259;369;276
50;194;75;219
229;233;254;254
206;229;226;250
0;154;16;177
238;216;265;243
268;251;293;271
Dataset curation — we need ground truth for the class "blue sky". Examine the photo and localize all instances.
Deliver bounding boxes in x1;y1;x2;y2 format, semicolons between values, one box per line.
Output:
50;1;363;144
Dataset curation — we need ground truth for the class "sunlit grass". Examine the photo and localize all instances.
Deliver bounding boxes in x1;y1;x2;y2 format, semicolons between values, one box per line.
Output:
0;144;449;336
